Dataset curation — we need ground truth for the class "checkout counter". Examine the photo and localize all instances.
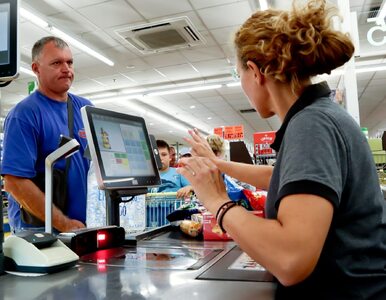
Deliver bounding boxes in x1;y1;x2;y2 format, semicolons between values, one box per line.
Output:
0;226;276;300
1;107;276;299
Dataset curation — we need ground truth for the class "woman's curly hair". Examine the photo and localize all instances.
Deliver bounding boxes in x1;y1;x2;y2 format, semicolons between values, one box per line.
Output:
234;0;354;93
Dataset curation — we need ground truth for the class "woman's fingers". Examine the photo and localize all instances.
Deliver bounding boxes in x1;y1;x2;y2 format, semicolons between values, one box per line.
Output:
178;156;219;184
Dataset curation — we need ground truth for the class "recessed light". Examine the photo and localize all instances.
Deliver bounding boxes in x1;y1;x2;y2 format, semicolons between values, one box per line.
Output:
207;117;212;120
190;105;196;109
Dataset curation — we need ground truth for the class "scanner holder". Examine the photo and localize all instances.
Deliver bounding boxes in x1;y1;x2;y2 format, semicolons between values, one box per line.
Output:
45;136;80;233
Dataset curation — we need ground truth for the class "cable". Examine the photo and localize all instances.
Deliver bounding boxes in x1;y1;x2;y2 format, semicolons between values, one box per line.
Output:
0;80;12;88
120;195;135;203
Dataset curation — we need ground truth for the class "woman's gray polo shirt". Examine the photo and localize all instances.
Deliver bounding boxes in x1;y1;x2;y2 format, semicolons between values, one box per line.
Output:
266;82;386;299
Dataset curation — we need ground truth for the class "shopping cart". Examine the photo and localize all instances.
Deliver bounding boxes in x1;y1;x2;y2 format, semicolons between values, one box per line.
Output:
145;192;185;228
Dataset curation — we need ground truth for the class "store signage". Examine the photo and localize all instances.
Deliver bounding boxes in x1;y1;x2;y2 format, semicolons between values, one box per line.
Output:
367;18;386;46
214;127;224;137
253;131;276;155
224;125;244;140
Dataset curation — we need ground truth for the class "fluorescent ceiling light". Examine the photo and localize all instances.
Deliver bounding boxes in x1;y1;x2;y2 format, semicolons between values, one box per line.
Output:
92;94;210;134
20;8;114;66
317;64;386;81
259;0;268;10
92;94;143;104
226;82;241;87
356;65;386;73
20;66;36;77
147;84;222;97
88;92;117;100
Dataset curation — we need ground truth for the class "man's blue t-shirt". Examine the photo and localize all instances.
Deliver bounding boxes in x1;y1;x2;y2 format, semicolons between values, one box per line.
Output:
156;167;190;193
1;90;92;229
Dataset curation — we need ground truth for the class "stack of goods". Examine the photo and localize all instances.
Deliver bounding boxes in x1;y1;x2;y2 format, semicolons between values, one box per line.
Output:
166;178;267;240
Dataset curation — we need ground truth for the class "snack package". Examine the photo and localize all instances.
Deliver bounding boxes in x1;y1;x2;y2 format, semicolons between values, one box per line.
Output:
242;189;267;216
179;219;203;237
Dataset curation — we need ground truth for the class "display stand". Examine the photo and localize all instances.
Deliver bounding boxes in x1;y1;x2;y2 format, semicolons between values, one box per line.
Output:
230;141;254;164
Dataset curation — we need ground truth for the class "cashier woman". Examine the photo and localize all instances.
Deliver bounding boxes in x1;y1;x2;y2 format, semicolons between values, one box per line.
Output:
178;1;386;299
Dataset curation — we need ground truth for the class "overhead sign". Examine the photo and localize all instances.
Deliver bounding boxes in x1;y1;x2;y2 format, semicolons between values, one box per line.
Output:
214;127;224;137
224;125;244;140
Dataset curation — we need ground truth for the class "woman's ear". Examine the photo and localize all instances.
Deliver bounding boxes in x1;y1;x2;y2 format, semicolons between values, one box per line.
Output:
246;60;264;85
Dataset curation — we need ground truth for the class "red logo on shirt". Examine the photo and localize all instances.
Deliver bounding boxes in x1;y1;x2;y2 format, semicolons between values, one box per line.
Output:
79;129;87;138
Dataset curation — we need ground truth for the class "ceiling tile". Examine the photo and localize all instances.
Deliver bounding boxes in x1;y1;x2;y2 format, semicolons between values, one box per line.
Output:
78;0;143;28
197;2;252;29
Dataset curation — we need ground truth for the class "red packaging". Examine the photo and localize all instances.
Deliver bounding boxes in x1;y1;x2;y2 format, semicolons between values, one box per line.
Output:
203;210;263;241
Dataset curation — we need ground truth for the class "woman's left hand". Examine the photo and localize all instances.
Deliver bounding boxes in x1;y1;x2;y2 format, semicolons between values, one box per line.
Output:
177;156;228;213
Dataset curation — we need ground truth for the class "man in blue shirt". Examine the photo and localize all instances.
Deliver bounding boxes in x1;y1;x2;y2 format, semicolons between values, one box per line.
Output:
1;36;92;233
155;140;193;198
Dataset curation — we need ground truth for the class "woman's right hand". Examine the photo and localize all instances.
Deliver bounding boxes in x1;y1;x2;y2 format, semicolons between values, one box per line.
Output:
177;156;229;214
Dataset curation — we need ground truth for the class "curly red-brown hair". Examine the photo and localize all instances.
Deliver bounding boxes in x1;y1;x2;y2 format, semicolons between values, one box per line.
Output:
234;0;354;93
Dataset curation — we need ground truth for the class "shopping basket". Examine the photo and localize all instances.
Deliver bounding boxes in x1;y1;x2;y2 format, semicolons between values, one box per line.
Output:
145;192;185;228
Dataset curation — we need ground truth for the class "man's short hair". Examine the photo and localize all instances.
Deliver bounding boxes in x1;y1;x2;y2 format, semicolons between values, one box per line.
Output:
156;139;170;151
32;36;69;62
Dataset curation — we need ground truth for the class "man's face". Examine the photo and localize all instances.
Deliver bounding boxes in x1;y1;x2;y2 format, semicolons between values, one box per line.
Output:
32;41;74;96
158;147;171;171
169;147;176;167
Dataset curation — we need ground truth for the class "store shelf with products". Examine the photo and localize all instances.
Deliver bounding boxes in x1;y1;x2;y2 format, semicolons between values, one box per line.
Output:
253;131;276;166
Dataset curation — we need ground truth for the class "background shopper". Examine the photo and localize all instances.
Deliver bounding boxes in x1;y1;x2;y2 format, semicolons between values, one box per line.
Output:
155;139;193;198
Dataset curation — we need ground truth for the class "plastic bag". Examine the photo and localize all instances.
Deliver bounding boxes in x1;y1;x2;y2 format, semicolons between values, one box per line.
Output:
223;175;266;215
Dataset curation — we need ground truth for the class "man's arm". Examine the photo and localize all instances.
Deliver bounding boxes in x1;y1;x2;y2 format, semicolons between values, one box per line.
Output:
4;174;85;232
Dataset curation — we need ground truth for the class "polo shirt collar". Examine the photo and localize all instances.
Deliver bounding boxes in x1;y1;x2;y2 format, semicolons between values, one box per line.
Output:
270;81;331;152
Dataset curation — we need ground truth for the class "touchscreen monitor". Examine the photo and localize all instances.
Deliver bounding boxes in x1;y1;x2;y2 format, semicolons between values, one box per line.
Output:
0;0;18;80
81;106;161;191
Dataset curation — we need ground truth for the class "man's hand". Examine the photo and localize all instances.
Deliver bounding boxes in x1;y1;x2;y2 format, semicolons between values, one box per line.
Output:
176;185;193;199
56;216;85;232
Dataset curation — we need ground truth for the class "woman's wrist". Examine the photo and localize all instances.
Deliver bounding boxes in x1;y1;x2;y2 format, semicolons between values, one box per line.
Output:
216;200;241;233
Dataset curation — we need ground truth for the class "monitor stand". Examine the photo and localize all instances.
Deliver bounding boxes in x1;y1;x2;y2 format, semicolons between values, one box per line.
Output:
105;188;148;227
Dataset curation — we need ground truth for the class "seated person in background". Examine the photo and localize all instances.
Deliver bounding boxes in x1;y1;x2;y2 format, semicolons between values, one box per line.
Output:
155;140;193;198
206;134;225;159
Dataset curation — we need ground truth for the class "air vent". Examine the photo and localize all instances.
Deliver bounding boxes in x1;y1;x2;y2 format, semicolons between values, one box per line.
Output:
240;108;256;113
115;16;206;54
368;6;380;18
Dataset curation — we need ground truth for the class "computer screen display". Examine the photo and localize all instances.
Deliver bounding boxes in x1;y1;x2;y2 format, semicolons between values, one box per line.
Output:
0;0;18;80
81;106;161;190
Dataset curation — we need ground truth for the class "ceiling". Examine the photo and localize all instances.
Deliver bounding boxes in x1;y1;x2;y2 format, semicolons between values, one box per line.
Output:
1;0;386;149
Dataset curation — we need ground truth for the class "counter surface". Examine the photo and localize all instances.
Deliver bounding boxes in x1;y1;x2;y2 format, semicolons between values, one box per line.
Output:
0;228;276;300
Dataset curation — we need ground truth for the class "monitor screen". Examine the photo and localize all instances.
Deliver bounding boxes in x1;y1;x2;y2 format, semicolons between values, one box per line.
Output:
81;106;161;191
0;0;18;80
